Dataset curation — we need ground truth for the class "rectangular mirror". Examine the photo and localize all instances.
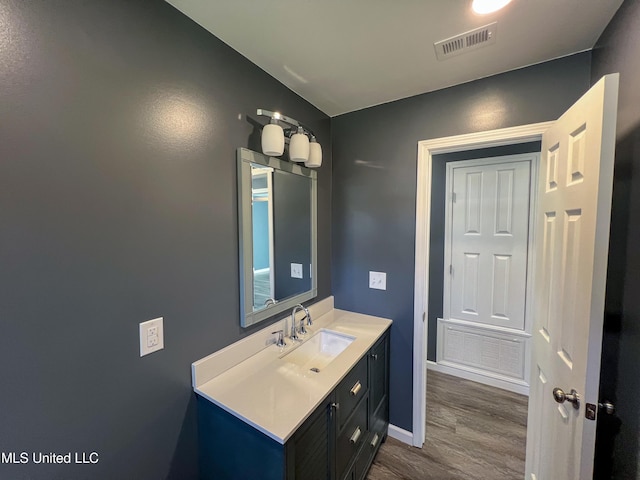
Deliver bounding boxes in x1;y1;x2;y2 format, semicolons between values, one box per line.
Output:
237;148;317;327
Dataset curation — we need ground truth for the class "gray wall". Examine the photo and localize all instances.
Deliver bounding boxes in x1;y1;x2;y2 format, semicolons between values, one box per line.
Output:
0;1;330;479
591;0;640;477
331;53;592;432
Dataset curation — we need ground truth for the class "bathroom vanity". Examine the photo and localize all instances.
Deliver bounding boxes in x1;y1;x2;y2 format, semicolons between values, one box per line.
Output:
192;298;391;480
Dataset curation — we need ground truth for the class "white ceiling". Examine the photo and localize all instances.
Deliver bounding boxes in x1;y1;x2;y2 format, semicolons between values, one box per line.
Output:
166;0;623;117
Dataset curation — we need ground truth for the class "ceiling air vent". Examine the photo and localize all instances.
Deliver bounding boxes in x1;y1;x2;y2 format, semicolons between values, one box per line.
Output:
434;22;497;61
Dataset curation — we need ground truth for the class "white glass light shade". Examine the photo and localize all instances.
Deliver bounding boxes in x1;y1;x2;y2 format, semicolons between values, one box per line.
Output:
261;123;284;156
306;140;322;168
289;129;309;163
471;0;512;14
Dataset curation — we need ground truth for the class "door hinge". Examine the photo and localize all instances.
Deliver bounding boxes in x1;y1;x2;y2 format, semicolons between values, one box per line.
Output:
452;192;457;203
422;312;426;323
449;265;453;275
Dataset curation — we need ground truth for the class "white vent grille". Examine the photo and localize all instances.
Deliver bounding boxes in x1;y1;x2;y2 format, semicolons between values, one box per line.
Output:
434;22;497;61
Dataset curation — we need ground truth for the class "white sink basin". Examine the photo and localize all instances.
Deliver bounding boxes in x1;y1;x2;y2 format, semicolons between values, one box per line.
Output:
281;329;355;371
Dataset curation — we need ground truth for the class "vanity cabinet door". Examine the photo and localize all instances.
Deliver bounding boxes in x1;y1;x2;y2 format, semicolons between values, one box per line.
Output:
286;396;332;480
369;332;389;444
369;332;389;414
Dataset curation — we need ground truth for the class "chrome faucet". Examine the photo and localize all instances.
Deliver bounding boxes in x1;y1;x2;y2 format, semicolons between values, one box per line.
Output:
291;304;312;339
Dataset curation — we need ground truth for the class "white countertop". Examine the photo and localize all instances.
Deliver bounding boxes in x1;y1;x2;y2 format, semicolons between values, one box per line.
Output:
193;307;392;444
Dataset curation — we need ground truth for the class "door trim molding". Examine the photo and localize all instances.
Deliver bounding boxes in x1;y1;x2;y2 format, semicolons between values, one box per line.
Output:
412;121;554;447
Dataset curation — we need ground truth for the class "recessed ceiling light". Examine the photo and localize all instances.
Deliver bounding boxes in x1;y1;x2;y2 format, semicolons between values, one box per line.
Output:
472;0;512;14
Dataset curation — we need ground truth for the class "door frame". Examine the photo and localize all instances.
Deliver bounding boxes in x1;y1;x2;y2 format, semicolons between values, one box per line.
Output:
412;121;554;447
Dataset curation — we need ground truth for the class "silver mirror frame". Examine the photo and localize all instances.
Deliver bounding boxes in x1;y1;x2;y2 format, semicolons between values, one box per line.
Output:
237;147;318;327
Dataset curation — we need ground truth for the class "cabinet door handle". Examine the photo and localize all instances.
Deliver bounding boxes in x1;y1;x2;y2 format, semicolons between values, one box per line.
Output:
371;353;378;360
349;427;362;444
350;381;362;396
371;433;379;448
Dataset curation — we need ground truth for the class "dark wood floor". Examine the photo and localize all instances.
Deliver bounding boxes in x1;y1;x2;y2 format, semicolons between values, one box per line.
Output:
367;371;528;480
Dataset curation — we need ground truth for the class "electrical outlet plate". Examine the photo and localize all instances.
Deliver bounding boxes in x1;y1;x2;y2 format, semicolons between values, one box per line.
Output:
140;317;164;357
291;263;303;279
369;271;387;290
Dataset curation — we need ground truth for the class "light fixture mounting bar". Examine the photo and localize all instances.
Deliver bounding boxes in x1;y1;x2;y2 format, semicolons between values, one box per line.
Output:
256;109;314;137
257;109;299;127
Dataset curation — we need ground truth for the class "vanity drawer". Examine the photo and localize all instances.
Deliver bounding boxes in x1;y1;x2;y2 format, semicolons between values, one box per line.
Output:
336;396;368;480
335;355;368;430
355;400;388;480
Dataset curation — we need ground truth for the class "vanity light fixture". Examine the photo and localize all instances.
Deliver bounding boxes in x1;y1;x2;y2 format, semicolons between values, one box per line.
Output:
261;116;285;156
289;126;310;163
471;0;512;14
256;109;322;167
307;136;322;168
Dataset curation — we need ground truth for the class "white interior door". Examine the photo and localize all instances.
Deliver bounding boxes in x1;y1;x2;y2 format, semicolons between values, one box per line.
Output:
525;74;619;480
447;156;533;331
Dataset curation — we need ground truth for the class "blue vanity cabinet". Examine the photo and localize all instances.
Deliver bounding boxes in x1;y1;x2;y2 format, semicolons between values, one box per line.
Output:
197;328;390;480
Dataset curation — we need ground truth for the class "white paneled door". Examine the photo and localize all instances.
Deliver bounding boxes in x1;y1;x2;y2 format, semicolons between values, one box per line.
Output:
525;74;619;479
447;156;533;331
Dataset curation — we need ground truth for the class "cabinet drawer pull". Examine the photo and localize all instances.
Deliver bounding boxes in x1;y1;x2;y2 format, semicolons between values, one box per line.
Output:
371;433;379;448
350;381;362;396
349;427;362;444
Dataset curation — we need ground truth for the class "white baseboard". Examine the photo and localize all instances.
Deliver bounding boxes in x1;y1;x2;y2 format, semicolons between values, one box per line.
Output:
427;360;529;396
388;424;414;446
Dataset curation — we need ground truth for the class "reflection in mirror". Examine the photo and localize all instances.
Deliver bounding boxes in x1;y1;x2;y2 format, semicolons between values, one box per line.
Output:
251;166;274;309
238;148;317;327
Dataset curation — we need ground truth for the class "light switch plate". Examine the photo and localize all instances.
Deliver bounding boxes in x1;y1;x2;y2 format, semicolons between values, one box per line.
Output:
369;271;387;290
140;317;164;357
291;263;303;279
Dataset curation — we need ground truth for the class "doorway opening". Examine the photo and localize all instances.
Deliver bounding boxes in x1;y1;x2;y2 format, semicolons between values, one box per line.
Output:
434;148;540;395
412;122;553;447
413;144;540;478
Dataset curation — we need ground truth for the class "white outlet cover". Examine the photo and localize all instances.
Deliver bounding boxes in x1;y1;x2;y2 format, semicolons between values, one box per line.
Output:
291;263;303;279
140;317;164;357
369;271;387;290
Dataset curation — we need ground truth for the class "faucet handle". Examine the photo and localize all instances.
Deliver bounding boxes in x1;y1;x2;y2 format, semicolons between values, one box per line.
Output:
271;330;286;348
